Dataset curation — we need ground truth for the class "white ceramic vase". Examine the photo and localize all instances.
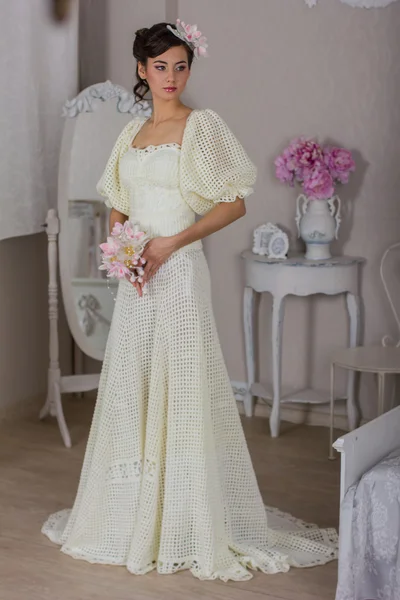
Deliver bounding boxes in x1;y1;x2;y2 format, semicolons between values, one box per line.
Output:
295;195;341;260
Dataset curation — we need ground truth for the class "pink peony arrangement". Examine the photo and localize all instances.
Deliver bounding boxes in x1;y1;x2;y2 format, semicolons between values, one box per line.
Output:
275;137;355;200
99;221;150;285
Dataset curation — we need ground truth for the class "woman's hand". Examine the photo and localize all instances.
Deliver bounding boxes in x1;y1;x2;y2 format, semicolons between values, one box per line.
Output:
129;276;145;298
141;236;177;283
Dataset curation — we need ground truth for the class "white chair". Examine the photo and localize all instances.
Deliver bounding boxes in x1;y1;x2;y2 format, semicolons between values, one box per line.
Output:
329;242;400;459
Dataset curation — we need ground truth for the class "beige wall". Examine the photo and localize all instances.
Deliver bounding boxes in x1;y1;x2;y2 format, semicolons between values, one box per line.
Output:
0;234;72;416
0;2;79;415
81;0;400;419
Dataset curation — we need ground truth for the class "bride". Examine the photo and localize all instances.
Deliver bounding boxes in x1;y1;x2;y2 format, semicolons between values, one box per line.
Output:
42;19;338;581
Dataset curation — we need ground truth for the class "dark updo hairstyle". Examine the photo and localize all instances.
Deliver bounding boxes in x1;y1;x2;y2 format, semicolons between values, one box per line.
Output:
133;22;194;102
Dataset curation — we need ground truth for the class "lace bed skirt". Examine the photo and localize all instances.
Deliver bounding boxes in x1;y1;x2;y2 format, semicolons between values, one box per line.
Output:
42;249;338;581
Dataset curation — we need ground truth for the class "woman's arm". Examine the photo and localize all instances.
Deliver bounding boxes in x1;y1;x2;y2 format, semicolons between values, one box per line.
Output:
141;198;246;282
173;198;246;251
109;207;128;232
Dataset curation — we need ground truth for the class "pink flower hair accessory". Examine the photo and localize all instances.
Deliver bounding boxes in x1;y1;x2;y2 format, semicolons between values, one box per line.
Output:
167;19;209;59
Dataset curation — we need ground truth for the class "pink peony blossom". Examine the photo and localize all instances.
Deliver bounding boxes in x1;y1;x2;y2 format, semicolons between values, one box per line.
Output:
303;163;335;200
275;155;295;185
324;146;355;184
275;137;323;184
288;137;323;179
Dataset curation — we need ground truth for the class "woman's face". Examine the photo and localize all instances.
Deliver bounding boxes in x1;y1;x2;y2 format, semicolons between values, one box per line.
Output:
138;45;191;101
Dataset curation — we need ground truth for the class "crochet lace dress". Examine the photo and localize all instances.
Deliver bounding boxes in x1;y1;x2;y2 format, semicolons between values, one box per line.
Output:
42;109;338;581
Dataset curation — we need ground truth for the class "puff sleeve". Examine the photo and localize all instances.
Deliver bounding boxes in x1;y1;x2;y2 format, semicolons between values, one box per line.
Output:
180;109;257;215
96;120;138;215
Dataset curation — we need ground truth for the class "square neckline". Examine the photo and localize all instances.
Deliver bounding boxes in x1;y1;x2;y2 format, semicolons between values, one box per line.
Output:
130;109;198;151
129;142;182;154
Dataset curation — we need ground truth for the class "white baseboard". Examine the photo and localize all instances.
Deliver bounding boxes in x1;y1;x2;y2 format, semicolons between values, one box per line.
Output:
0;381;362;434
231;380;358;431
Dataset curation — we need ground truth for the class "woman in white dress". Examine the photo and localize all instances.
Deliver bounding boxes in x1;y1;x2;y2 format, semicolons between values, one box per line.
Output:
42;19;338;581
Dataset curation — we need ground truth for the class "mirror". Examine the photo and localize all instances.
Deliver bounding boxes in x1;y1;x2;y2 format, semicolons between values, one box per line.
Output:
58;82;151;361
68;199;116;354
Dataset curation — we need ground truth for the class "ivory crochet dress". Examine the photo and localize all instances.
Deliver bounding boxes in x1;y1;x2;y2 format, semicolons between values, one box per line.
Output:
42;109;338;581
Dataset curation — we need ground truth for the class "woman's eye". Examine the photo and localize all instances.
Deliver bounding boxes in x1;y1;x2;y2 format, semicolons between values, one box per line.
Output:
154;66;186;72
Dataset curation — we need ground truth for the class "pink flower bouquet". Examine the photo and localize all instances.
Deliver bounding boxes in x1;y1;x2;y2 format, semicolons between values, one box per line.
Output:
275;137;355;200
99;221;150;285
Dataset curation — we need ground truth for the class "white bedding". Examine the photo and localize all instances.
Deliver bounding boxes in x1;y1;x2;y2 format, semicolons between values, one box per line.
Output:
336;448;400;600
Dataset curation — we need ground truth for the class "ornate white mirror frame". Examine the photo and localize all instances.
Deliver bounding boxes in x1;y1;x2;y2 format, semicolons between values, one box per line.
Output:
40;82;151;447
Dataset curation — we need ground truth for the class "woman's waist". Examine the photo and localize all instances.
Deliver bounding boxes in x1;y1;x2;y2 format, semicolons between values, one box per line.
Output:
129;185;191;214
129;210;202;253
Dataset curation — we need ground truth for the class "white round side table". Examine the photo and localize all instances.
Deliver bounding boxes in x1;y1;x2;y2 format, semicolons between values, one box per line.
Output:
241;251;365;438
329;346;400;459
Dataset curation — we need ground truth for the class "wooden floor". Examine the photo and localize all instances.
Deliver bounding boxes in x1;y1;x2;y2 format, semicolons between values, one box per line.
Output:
0;397;341;600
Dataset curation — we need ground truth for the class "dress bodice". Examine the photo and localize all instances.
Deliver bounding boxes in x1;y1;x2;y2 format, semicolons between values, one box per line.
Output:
97;108;257;231
119;144;202;250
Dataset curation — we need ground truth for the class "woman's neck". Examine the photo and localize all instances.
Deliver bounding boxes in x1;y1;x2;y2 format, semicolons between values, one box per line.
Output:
149;99;188;126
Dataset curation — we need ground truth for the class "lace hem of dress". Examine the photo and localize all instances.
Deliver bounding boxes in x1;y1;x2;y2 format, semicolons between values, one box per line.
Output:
41;505;338;582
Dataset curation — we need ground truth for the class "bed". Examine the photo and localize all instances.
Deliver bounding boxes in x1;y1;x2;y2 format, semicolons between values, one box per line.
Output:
333;405;400;600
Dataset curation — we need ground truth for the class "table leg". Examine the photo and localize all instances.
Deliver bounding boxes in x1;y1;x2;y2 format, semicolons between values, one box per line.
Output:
329;362;336;460
378;372;386;416
270;295;286;438
346;293;361;430
243;287;256;417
